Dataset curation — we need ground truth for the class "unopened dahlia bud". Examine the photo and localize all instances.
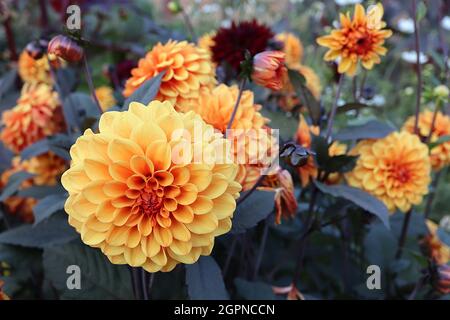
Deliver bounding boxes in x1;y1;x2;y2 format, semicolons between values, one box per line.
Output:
167;1;182;14
434;85;450;99
47;35;83;63
433;264;450;294
251;50;287;91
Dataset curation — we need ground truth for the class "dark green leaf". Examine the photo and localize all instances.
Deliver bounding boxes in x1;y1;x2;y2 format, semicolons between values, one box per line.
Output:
234;278;275;300
335;120;395;141
429;135;450;149
231;190;275;234
416;1;427;21
326;154;359;173
364;221;396;269
20;140;50;160
288;69;321;125
314;181;390;229
33;193;68;226
0;69;18;99
43;241;133;299
310;134;329;167
185;256;229;300
124;71;166;108
17;185;65;199
0;213;78;248
0;171;34;201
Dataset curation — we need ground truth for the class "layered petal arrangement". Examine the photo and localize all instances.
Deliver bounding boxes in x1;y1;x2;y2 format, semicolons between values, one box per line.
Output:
123;40;216;112
316;3;392;76
403;110;450;171
0;84;65;153
18;50;52;84
61;101;242;272
346;131;431;212
251;51;287;91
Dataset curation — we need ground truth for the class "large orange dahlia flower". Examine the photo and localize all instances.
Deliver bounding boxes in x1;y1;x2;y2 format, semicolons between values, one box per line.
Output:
316;3;392;76
0;84;64;153
123;40;216;112
61;101;242;272
402;110;450;171
346;131;431;212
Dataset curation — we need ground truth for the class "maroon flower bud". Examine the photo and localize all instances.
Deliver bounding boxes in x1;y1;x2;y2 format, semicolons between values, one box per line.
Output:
47;35;83;63
25;39;49;60
433;264;450;295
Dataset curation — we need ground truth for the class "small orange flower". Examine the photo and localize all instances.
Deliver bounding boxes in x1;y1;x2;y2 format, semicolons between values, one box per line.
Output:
259;166;298;224
252;51;287;91
18;50;52;85
346;131;431;212
295;115;319;187
0;84;65;153
95;86;117;112
402;110;450;171
279;63;322;111
123;40;216;112
273;283;305;300
0;280;9;300
317;3;392;76
421;220;450;265
275;32;304;66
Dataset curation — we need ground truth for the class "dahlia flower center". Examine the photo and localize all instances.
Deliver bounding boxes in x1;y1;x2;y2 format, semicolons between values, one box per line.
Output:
138;191;163;216
390;163;411;184
344;29;374;56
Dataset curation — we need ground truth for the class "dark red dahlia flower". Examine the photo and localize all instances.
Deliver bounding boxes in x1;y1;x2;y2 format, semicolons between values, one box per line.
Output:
211;20;274;72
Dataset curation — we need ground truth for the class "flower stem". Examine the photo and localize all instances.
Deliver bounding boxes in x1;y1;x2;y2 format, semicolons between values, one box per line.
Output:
82;54;103;114
180;6;196;41
325;74;345;142
395;209;413;259
226;77;247;136
408;275;427;300
0;5;18;61
252;214;272;280
412;0;423;134
426;100;442;143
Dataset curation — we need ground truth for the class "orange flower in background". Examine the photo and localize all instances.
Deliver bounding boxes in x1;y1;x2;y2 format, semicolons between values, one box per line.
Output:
295;115;319;187
195;84;268;132
18;50;52;84
198;32;216;58
62;101;242;272
275;32;304;66
123;40;216;112
346;131;431;212
326;142;348;185
0;152;67;222
422;220;450;265
259;166;298;224
0;84;65;153
252;51;287;91
402;110;450;171
279;63;322;111
317;3;392;76
0;280;9;300
95;86;117;112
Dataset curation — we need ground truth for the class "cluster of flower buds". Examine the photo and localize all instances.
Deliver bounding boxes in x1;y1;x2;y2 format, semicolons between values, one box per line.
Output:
280;141;315;167
47;34;84;63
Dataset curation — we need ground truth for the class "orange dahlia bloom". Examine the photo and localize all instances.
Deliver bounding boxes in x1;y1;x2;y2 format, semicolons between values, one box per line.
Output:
252;51;287;91
422;220;450;265
275;32;304;66
18;51;52;84
259;166;298;224
295;115;319;187
95;86;117;112
0;84;64;153
346;131;431;212
317;3;392;76
1;152;66;222
0;280;9;300
402;110;450;171
198;32;216;58
123;40;216;112
61;101;242;272
279;63;322;111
